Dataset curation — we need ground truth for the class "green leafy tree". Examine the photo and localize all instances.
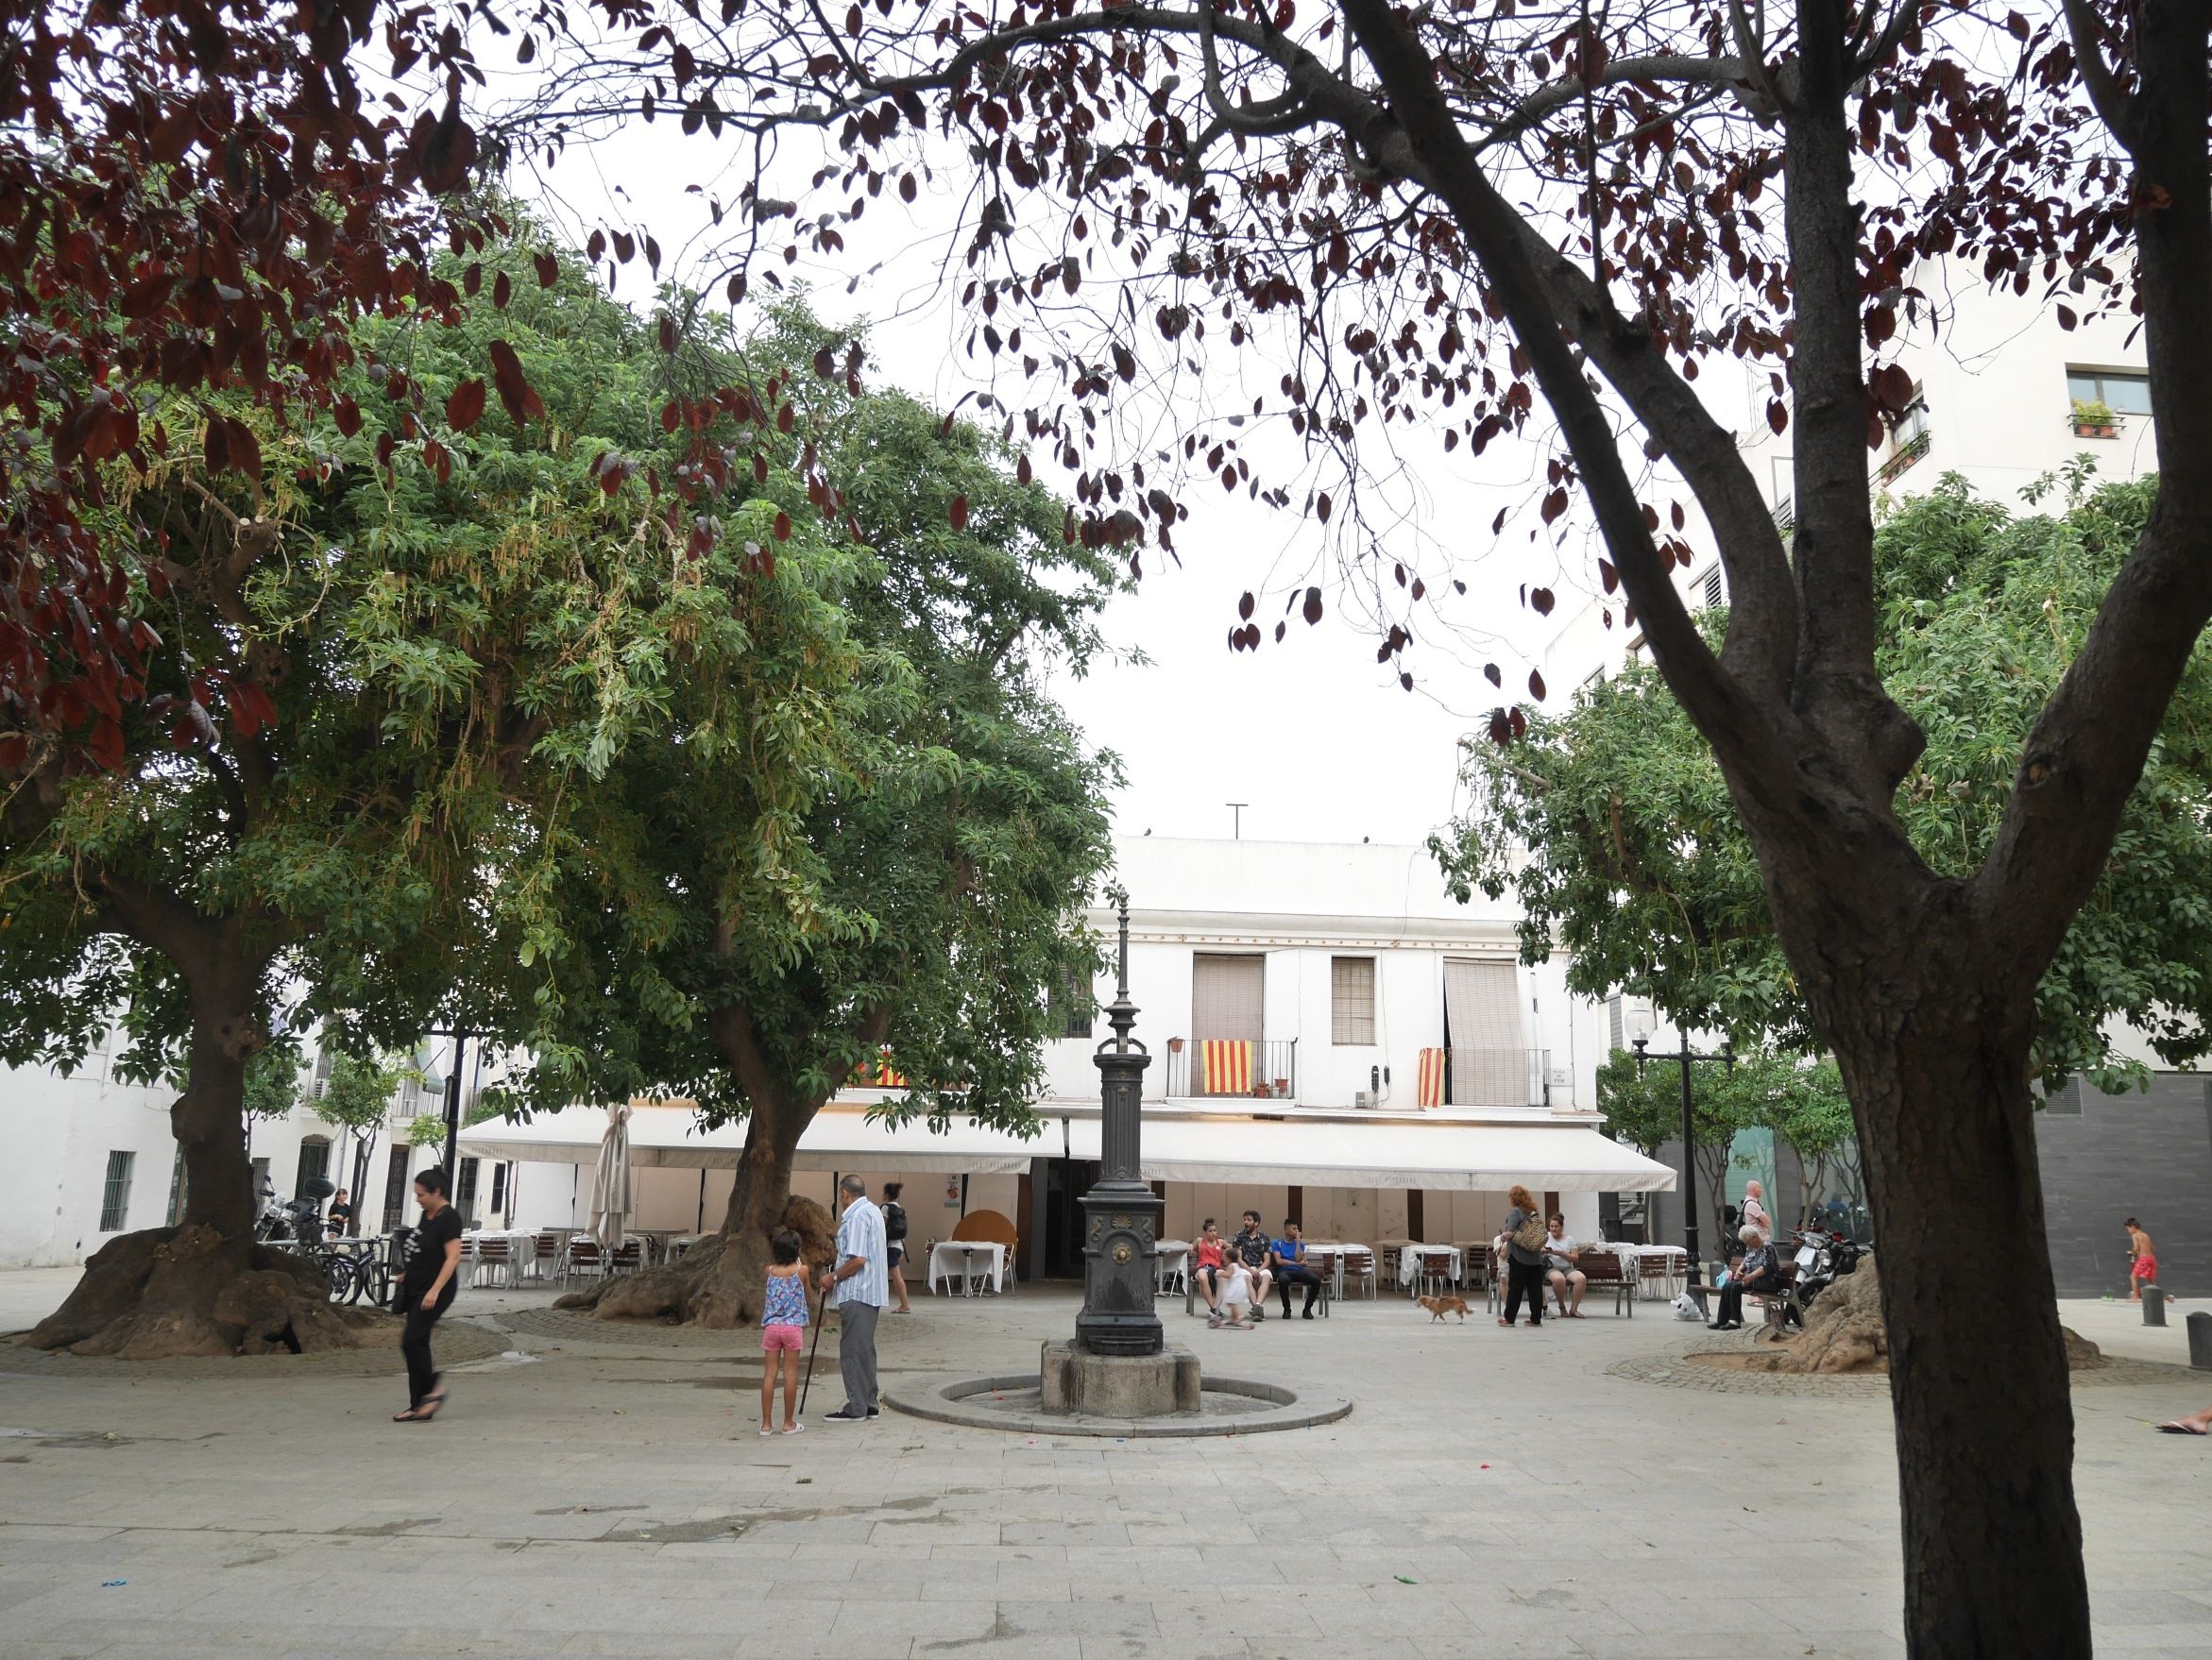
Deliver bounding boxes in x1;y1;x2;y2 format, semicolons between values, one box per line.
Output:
531;311;1120;1328
312;1050;425;1233
11;236;739;1356
1441;478;2212;1093
1599;1046;1855;1246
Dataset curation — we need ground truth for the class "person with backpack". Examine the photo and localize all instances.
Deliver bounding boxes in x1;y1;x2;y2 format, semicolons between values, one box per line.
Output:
882;1181;912;1313
1497;1183;1548;1328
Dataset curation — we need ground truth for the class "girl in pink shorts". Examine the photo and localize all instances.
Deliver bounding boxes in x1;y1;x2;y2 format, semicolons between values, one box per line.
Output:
760;1229;809;1435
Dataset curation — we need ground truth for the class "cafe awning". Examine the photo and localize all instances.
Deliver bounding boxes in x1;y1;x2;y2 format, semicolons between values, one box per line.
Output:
461;1099;1673;1193
1096;1110;1674;1193
457;1102;1044;1176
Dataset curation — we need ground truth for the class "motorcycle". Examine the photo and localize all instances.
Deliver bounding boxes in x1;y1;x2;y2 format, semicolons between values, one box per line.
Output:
1785;1222;1872;1325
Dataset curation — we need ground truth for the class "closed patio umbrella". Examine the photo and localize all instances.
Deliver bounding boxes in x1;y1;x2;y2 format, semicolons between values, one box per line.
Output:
588;1103;635;1252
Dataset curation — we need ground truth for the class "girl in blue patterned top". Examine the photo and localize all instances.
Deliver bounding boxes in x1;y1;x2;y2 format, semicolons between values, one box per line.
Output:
760;1230;810;1436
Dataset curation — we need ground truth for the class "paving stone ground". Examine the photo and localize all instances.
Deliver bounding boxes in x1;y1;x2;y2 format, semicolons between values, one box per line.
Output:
2;1266;2209;1660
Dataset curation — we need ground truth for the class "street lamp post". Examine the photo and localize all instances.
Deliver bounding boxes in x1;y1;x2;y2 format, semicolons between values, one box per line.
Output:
1075;885;1164;1358
1631;1033;1735;1304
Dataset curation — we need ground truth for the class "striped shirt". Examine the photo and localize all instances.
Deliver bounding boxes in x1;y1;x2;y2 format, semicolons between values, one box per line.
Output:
829;1197;888;1311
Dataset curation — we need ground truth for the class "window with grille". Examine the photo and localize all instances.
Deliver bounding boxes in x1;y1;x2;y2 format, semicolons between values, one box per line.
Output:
383;1145;413;1231
1331;957;1377;1045
251;1156;271;1198
98;1150;135;1231
166;1148;188;1226
1702;567;1724;609
1055;965;1094;1039
456;1157;481;1224
489;1160;508;1214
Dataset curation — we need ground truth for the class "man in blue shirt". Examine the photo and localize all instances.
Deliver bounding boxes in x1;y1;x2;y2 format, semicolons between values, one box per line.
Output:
1269;1220;1324;1319
819;1175;887;1420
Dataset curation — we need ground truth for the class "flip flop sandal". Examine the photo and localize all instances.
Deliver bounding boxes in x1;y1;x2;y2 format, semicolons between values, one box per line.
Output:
2156;1422;2207;1434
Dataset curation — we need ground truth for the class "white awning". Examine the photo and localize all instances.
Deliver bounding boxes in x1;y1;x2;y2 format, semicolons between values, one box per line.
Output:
461;1101;1673;1193
457;1103;1045;1176
1085;1112;1675;1193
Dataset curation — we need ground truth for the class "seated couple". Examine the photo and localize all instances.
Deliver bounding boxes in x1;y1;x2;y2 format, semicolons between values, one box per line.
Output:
1190;1212;1327;1326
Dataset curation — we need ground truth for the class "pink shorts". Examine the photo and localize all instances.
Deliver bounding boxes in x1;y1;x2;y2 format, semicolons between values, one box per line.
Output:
761;1323;804;1353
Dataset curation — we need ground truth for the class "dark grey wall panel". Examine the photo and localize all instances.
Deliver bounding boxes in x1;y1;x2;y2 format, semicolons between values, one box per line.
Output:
2034;1074;2212;1297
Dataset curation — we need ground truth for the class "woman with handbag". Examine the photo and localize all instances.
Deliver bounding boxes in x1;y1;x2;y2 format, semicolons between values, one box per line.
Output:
1498;1184;1549;1328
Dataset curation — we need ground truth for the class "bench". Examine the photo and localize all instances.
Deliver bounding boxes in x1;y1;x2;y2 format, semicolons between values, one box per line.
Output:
1183;1258;1330;1320
1554;1250;1636;1317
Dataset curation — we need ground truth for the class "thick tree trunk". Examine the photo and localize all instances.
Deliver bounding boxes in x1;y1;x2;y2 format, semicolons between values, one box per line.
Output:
565;1093;833;1327
176;1010;256;1241
22;960;353;1360
1822;987;2089;1659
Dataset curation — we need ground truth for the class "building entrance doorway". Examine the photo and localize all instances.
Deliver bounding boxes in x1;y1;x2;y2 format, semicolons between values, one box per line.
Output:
1040;1157;1100;1279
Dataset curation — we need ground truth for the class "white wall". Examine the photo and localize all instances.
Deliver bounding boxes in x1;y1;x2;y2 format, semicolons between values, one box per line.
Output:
1043;836;1591;1110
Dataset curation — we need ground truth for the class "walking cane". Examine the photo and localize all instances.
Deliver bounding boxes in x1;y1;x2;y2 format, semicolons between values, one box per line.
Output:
797;1278;830;1416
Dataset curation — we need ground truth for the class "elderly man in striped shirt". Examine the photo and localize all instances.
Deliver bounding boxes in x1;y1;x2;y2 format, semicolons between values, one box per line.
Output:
819;1174;889;1422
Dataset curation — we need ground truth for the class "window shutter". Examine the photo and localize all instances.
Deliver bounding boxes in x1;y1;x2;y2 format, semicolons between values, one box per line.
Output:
1190;954;1265;1042
1442;959;1526;1106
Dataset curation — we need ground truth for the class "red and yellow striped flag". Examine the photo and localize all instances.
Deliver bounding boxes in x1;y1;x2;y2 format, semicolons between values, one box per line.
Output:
1200;1039;1253;1095
1417;1047;1446;1108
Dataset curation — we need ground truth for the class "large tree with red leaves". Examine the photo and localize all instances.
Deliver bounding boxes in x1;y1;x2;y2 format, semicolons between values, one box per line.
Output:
491;1;2190;1653
11;0;2205;1647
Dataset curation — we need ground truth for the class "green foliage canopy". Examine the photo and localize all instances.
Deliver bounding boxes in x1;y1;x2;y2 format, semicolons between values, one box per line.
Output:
1439;476;2212;1091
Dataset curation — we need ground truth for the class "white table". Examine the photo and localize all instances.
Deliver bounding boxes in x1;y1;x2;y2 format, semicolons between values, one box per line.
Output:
1156;1241;1191;1294
1281;1243;1362;1298
1397;1244;1464;1290
1609;1243;1690;1298
462;1228;538;1286
928;1240;1008;1296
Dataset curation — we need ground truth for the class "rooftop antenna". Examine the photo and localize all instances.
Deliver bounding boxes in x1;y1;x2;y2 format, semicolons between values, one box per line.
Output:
1226;802;1248;839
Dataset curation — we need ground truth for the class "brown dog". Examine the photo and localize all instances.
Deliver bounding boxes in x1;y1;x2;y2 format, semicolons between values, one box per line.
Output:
1419;1294;1471;1323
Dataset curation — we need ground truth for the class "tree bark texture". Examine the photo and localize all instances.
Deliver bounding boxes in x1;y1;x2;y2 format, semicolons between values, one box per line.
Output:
563;1093;835;1327
1798;924;2090;1659
24;945;306;1359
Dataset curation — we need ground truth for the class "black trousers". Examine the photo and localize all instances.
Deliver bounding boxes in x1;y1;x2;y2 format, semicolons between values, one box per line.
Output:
1503;1257;1546;1324
1715;1270;1783;1326
1277;1266;1323;1316
401;1298;450;1405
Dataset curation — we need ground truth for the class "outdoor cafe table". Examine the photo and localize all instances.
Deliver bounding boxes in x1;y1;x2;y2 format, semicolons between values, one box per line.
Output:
1293;1242;1362;1296
461;1228;538;1283
1396;1243;1464;1290
1156;1240;1191;1294
927;1240;1008;1296
1609;1242;1690;1297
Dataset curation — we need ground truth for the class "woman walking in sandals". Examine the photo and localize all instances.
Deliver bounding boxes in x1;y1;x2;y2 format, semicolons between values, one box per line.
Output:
395;1167;464;1423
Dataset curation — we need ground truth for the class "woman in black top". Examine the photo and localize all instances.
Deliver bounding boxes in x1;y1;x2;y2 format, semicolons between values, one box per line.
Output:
882;1181;912;1314
395;1167;464;1422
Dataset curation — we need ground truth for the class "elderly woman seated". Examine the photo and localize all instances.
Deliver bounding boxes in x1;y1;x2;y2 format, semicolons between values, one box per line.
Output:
1709;1225;1784;1330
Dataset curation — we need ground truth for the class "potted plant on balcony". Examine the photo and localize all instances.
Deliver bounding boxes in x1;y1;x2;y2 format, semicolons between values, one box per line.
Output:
2070;398;2119;438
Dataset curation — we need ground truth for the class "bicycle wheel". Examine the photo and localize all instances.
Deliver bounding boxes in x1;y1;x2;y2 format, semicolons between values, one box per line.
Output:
353;1257;389;1308
321;1252;356;1305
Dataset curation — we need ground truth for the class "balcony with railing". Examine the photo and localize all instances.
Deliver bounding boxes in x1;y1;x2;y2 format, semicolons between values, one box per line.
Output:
1415;1047;1552;1109
1165;1039;1298;1102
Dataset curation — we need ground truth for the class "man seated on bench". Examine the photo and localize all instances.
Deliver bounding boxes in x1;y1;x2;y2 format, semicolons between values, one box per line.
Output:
1270;1220;1325;1320
1710;1226;1783;1330
1228;1211;1275;1322
1542;1214;1590;1318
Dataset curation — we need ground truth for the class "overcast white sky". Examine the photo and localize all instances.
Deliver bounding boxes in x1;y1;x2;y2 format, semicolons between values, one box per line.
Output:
500;65;1757;850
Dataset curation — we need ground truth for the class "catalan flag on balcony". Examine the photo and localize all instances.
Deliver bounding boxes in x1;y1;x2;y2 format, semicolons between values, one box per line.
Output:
851;1048;908;1088
1417;1047;1446;1108
1199;1039;1253;1095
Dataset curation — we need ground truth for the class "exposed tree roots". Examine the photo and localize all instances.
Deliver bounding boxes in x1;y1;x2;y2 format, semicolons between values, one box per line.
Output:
554;1194;836;1328
27;1225;366;1360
